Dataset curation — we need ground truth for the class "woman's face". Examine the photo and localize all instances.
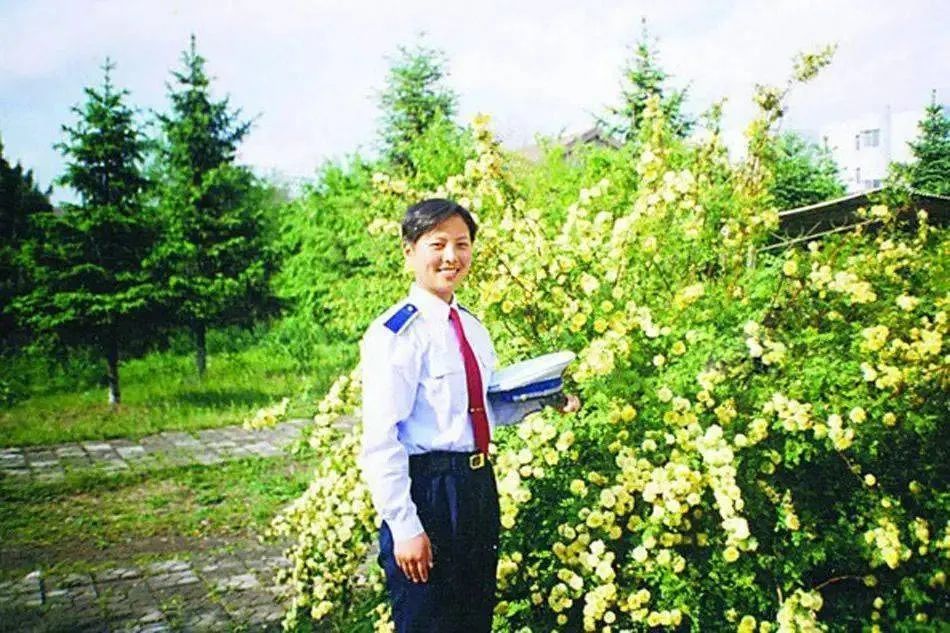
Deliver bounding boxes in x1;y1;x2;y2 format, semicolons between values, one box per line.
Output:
404;214;473;303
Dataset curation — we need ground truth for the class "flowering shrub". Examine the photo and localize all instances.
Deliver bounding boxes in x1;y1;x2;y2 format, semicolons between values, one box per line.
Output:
271;51;947;631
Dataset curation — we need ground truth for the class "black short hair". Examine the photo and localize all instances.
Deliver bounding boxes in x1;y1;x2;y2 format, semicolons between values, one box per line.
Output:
401;198;478;245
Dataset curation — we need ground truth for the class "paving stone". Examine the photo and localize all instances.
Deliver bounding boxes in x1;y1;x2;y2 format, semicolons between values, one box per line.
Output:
147;560;190;575
96;566;142;582
182;610;232;631
55;445;86;457
138;607;165;623
98;461;131;473
53;572;92;589
82;441;115;452
148;571;199;590
25;447;57;459
249;603;284;623
28;458;60;469
192;450;223;465
60;455;93;467
245;442;281;458
116;445;147;459
206;439;237;450
197;559;246;575
216;573;261;592
0;453;27;467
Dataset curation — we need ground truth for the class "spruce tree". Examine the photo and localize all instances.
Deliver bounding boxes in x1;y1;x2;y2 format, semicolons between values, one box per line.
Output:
770;132;845;209
13;60;154;404
0;138;53;347
600;19;692;143
907;92;950;195
378;42;458;172
151;35;267;377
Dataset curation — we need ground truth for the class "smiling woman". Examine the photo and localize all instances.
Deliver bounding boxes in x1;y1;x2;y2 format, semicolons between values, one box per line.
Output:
402;210;474;302
358;198;575;632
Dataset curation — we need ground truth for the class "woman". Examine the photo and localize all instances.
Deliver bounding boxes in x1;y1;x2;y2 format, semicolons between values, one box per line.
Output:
360;198;578;632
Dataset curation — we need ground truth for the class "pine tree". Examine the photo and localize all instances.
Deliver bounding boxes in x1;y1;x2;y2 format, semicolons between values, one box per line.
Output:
0;138;53;347
13;60;154;404
906;92;950;195
770;132;845;209
600;19;692;143
378;42;458;171
151;35;268;377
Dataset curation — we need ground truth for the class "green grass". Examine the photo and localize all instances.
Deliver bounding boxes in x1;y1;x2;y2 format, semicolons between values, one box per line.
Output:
0;334;355;446
0;451;320;579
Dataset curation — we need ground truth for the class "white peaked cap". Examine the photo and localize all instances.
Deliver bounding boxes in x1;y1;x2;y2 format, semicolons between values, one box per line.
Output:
487;351;576;402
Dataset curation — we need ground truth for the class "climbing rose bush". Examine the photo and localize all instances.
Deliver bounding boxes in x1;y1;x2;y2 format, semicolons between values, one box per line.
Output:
269;52;948;631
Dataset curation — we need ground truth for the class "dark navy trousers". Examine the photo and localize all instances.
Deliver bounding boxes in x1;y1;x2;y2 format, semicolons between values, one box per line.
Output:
378;452;500;633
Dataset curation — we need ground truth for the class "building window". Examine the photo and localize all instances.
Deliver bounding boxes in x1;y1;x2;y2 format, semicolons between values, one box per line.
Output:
860;129;880;148
856;167;861;182
855;134;861;150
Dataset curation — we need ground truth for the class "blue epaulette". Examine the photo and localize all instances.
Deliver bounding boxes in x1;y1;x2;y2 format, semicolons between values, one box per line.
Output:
383;303;419;334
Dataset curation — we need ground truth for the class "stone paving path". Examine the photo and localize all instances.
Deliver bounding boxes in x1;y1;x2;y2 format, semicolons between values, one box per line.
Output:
0;542;290;632
0;420;311;482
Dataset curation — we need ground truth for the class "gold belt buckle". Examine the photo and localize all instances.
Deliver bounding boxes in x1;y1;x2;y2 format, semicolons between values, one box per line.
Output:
469;453;486;470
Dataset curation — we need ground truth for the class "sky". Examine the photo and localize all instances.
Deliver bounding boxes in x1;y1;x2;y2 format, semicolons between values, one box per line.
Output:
1;0;947;203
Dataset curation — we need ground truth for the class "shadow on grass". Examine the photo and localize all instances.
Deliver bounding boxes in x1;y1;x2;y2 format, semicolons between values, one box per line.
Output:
162;388;276;409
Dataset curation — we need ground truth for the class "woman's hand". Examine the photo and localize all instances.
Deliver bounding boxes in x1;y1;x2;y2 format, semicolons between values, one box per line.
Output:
394;532;433;583
561;393;581;413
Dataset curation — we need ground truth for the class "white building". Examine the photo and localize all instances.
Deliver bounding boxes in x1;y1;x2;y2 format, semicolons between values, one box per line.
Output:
819;107;925;193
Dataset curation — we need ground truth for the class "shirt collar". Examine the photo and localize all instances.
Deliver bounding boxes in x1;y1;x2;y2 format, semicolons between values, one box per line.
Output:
409;283;457;323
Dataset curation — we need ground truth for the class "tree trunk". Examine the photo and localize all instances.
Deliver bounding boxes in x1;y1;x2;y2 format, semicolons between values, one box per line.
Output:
194;320;207;378
106;336;121;406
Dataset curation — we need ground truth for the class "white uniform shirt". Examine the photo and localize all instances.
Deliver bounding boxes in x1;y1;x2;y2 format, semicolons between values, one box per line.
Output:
359;283;541;542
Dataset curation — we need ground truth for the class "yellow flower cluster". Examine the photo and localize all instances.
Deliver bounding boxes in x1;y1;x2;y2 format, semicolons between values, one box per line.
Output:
744;321;788;366
371;602;394;633
267;368;380;629
825;270;877;304
243;396;290;430
775;589;824;633
761;393;813;434
856;312;946;392
863;516;911;570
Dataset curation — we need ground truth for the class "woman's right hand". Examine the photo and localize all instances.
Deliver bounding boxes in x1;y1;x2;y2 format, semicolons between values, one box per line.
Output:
395;531;433;583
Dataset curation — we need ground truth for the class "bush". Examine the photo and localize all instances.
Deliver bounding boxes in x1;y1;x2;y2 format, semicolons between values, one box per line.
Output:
271;52;947;631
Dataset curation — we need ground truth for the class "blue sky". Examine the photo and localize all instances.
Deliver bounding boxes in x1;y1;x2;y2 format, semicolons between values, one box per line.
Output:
1;0;947;203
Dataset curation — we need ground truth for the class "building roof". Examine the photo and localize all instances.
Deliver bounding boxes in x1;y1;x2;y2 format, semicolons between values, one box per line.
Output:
764;187;950;251
514;126;622;162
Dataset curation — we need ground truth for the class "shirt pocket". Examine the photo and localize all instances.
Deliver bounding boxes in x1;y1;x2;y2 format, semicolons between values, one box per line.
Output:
422;350;465;419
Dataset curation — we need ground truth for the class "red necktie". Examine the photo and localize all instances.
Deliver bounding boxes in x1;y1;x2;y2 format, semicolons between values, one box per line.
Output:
448;308;491;455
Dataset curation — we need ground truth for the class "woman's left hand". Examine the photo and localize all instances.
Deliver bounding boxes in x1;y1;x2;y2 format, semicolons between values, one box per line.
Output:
560;393;581;414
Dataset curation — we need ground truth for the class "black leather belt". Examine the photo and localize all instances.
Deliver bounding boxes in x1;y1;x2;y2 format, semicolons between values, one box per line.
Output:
409;450;490;476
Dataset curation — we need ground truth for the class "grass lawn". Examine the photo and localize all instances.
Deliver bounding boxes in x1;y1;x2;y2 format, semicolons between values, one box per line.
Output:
0;337;355;447
0;450;320;579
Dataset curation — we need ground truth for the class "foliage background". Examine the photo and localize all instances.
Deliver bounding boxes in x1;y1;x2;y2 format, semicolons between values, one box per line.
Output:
267;49;948;632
